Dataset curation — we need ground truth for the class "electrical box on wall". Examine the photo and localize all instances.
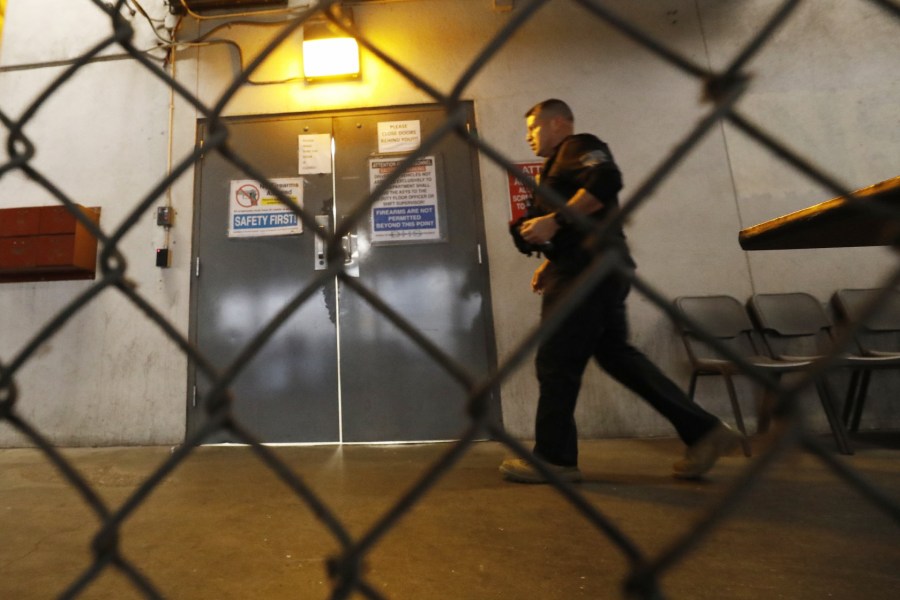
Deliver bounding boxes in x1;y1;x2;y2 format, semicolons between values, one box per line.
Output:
156;206;175;227
168;0;287;13
156;248;171;268
0;205;101;283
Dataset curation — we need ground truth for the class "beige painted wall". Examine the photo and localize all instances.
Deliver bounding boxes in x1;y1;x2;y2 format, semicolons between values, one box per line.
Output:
1;0;897;446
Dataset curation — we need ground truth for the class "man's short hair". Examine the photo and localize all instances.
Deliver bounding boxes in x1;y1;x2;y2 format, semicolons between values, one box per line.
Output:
525;99;574;122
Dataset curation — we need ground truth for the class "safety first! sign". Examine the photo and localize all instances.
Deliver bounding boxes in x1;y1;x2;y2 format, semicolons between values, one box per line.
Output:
228;178;304;238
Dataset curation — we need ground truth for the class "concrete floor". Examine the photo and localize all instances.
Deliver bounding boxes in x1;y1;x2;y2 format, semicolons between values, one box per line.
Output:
1;433;899;600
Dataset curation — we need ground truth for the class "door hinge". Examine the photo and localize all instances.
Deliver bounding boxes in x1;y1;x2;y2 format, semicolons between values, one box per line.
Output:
192;385;197;408
477;243;483;265
195;257;200;278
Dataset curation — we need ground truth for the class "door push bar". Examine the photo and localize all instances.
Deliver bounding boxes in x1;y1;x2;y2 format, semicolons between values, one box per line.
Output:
314;214;360;278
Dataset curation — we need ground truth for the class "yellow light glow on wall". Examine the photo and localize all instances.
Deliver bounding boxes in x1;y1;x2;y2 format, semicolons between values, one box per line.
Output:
0;0;6;44
302;36;360;80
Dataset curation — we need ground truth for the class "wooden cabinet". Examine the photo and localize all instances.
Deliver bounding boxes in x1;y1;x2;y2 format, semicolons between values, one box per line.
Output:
0;205;101;282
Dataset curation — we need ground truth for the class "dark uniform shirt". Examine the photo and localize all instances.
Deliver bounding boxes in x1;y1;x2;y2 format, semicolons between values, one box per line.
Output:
535;133;635;275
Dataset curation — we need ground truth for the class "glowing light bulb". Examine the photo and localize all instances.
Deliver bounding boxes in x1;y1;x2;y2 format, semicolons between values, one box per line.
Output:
302;37;360;80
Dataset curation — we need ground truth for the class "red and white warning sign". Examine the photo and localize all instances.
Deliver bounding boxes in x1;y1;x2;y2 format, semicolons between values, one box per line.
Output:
507;161;542;222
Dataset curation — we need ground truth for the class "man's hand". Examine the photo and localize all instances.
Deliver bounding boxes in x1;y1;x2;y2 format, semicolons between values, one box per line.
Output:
531;260;550;294
520;214;559;246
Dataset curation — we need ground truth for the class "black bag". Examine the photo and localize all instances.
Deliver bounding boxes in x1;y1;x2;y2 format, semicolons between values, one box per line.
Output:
509;203;556;258
509;215;538;256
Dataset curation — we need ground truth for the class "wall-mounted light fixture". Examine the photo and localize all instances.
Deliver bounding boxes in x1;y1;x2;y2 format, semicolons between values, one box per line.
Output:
302;8;360;82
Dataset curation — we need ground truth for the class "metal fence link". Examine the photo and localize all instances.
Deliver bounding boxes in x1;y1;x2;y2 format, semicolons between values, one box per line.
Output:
1;0;899;598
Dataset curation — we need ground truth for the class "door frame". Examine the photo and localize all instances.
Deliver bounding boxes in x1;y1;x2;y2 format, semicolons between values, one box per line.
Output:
185;102;501;444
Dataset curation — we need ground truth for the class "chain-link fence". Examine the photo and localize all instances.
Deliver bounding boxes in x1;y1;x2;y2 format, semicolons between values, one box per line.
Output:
1;0;899;598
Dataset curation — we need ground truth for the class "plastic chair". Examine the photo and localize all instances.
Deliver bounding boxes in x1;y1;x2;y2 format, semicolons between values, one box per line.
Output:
674;295;814;457
832;288;900;430
747;292;896;454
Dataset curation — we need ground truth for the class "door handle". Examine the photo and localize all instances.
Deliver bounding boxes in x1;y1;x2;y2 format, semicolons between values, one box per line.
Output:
341;230;360;278
314;215;330;271
314;216;359;277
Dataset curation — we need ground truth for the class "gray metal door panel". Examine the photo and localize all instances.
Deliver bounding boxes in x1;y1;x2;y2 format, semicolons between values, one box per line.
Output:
332;106;495;442
190;116;340;443
189;105;498;444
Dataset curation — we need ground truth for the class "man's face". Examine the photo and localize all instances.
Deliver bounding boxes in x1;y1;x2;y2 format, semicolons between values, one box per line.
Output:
526;112;560;158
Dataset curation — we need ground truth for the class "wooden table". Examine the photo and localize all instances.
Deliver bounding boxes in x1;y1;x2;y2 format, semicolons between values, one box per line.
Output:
738;176;900;250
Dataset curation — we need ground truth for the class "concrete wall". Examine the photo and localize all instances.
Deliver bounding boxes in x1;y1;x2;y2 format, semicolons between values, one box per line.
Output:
0;0;187;446
1;0;897;447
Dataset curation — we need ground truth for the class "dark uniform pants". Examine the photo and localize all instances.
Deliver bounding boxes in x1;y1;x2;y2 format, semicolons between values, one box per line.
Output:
533;270;719;467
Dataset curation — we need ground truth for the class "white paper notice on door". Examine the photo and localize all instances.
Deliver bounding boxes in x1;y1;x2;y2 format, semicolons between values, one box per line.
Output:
369;156;441;244
377;120;421;153
228;177;304;238
298;134;332;174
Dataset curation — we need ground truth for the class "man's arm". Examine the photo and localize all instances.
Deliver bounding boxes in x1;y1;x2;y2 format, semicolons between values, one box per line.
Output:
519;188;603;246
531;259;551;294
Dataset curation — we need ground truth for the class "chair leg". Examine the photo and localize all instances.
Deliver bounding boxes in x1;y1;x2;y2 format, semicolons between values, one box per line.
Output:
756;374;781;434
842;370;861;427
850;371;871;432
688;372;699;401
723;375;752;457
815;379;854;455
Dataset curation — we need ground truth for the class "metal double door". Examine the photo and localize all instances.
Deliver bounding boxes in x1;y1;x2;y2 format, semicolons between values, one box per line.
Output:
188;104;498;444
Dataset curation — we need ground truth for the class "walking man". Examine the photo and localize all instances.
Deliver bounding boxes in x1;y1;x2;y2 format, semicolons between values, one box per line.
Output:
501;99;741;483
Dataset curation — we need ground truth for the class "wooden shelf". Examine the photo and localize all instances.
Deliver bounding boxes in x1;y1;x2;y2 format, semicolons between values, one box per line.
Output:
739;176;900;250
0;205;101;283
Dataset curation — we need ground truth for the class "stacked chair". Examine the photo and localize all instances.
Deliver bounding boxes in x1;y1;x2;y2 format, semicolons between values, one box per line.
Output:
747;291;900;454
674;290;900;455
674;295;813;457
831;288;900;432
